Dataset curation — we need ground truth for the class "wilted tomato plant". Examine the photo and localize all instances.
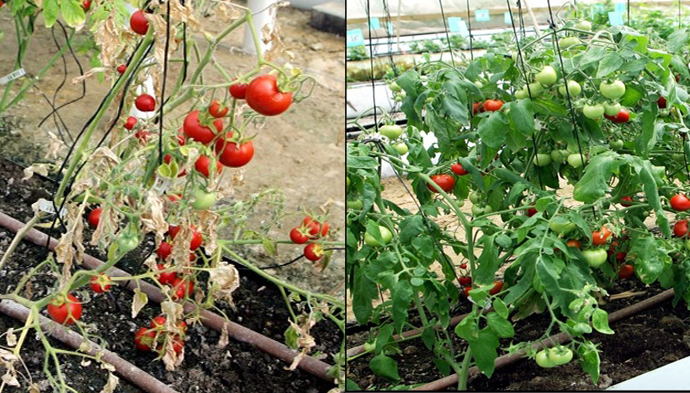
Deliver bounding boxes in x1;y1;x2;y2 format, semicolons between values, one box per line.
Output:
0;1;344;392
347;14;690;390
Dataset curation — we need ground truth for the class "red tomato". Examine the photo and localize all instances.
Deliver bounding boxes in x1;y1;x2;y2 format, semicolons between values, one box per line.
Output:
459;276;471;286
171;336;184;354
615;252;627;263
592;225;611;246
460;263;467;269
130;10;149;35
303;243;323;261
156;264;178;285
117;64;127;75
183;110;223;144
451;163;468;175
526;207;537;217
135;130;150;142
566;239;581;249
677;74;682;82
658;97;667;108
245;75;293;116
150;316;167;328
157;242;172;260
168;225;181;239
82;0;91;11
135;327;155;351
302;217;329;237
135;94;156;112
472;102;484;115
290;227;310;244
208;100;229;118
168;193;182;203
463;286;473;298
483;99;503;112
124;116;137;130
489;281;504;295
190;230;203;250
194;155;222;178
215;138;254;167
428;174;456;193
176;129;186;145
618;264;634;279
620;196;633;206
229;83;248;99
90;274;112;293
88;208;102;228
47;294;82;325
614;109;630;123
674;219;689;237
171;278;194;300
671;194;690;211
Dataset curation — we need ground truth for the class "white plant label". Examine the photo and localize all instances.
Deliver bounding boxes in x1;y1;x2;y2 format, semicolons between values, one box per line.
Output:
0;69;26;85
36;198;66;218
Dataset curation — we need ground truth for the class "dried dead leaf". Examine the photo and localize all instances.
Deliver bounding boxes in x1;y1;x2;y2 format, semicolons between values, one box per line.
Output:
217;324;230;348
209;262;240;304
100;373;119;393
5;328;16;346
131;288;148;319
22;164;49;181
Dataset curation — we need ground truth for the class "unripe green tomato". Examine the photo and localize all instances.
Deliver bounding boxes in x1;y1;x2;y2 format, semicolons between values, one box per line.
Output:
457;199;465;208
392;142;408;155
533;153;552;167
512;52;519;62
515;89;528;100
549;220;576;235
192;189;216;210
583;103;605;119
559;36;581;48
673;153;685;163
471;205;484;216
425;97;434;104
567;153;586;168
574;20;592;31
536;66;558;86
389;81;401;92
483;206;493;214
380;125;403;140
347;176;351;188
527;82;544;98
685;239;690;251
600;80;626;100
364;226;393;247
603;101;622;116
474;81;484;89
550;149;565;163
609;139;624;150
582;248;608;267
548;347;574;366
535;350;556;368
558;81;582;97
469;192;481;204
348;199;363;210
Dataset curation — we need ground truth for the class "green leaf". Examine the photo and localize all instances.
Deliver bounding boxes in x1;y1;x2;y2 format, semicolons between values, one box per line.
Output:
532;97;568;117
391;280;413;333
61;0;86;27
43;0;60;27
573;153;621;203
352;268;378;324
629;234;667;283
508;99;535;136
477;112;508;149
398;215;425;243
469;329;499;377
667;28;689;53
375;325;394;354
493;298;509;319
619;84;644;107
262;238;277;256
579;46;606;69
635;109;660;155
346;379;361;391
591;309;614;334
284;324;299;349
486;312;515;338
370;354;400;381
454;316;479;341
475;235;500;285
577;341;601;384
596;53;624;78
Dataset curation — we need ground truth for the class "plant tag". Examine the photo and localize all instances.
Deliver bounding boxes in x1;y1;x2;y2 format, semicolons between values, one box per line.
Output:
347;29;365;48
0;69;26;85
36;198;66;218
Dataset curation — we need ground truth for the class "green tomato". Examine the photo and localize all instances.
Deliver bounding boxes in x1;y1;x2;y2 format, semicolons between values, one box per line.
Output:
582;248;608;267
515;89;528;100
583;103;605;119
550;149;566;163
535;66;558;86
559;36;581;48
532;153;552;167
364;226;393;247
474;81;484;89
511;52;519;62
548;346;574;366
609;139;624;150
673;153;685;163
392;142;408;155
574;20;592;31
527;82;544;98
685;239;690;251
389;81;401;92
535;350;556;368
117;233;139;254
603;101;622;116
192;188;217;210
380;125;403;140
600;80;626;100
483;206;493;214
346;176;351;188
348;199;363;210
567;153;586;168
558;80;581;97
469;192;481;204
471;205;484;216
425;97;434;104
549;220;576;235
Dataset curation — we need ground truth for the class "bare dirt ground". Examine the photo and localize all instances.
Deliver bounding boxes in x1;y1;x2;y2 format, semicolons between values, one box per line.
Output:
0;5;345;296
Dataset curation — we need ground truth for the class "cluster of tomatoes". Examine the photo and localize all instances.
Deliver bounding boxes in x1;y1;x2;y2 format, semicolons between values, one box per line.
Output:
459;275;504;299
379;124;408;156
134;315;188;355
289;216;331;262
426;162;470;195
45;272;113;325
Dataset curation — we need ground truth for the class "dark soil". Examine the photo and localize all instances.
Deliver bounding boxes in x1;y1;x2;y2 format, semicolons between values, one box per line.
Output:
0;157;339;393
347;276;690;391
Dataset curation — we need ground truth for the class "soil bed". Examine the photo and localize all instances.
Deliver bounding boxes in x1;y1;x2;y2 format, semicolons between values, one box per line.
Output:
348;277;690;390
0;158;339;392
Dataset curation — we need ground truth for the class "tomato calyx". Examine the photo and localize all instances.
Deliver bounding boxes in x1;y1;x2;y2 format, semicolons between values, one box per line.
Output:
90;273;112;293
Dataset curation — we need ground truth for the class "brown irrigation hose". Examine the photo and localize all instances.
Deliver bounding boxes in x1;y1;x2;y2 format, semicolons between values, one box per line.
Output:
0;211;335;383
0;299;180;393
413;288;675;391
